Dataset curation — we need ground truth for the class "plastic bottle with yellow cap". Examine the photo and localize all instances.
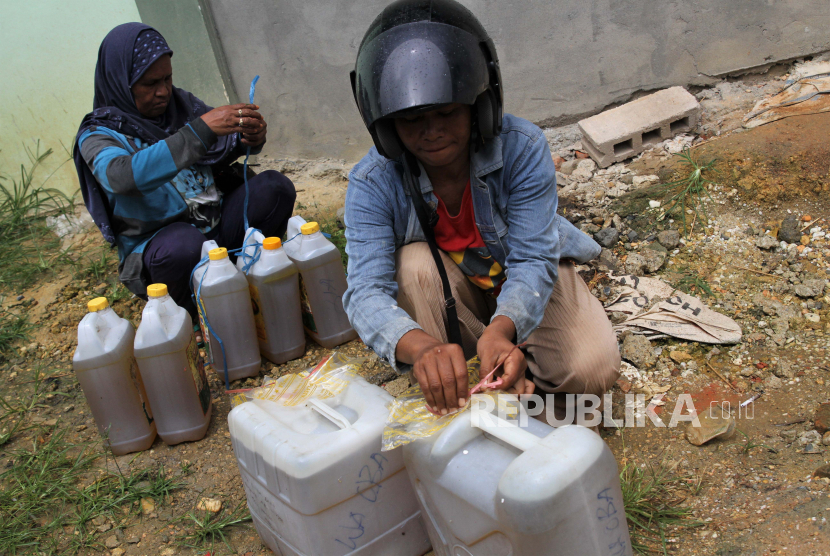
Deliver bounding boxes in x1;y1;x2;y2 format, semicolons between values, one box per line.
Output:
134;284;212;445
73;297;156;455
284;220;357;348
245;236;305;363
194;245;260;382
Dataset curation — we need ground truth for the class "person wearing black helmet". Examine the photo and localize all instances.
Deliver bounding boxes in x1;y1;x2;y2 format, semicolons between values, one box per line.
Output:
344;0;620;419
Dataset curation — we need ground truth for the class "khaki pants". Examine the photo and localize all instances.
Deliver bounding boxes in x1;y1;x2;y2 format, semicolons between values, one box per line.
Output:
395;242;620;420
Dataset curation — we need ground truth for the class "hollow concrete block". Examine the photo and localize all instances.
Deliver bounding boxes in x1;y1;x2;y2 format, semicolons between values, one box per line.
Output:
578;86;700;168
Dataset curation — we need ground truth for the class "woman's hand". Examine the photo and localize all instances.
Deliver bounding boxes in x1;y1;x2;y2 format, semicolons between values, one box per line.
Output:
397;329;468;415
477;315;527;391
200;103;266;145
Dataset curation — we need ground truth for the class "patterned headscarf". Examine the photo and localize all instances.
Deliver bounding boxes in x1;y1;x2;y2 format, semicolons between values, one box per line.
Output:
129;28;173;85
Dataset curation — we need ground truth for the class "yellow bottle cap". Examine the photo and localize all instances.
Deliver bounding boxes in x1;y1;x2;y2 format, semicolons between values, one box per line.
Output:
263;237;282;250
209;247;228;260
301;222;320;235
147;283;168;298
88;297;109;312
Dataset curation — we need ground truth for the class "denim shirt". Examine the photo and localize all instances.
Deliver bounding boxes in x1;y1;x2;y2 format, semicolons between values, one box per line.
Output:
343;113;600;371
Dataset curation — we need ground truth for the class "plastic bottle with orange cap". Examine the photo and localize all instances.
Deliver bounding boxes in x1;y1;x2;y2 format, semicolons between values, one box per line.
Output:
283;218;357;349
244;235;306;363
195;246;261;383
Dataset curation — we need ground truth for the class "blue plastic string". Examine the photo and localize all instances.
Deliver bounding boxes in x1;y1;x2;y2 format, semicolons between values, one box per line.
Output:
242;75;260;232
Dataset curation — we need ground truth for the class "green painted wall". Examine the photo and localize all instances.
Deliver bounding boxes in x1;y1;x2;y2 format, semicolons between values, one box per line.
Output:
134;0;230;109
0;0;142;199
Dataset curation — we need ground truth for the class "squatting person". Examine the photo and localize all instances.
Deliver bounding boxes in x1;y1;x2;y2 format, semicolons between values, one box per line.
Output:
344;0;621;419
74;23;295;316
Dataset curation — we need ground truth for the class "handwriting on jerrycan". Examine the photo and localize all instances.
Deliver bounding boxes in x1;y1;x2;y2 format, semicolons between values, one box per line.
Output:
335;453;388;550
596;487;629;556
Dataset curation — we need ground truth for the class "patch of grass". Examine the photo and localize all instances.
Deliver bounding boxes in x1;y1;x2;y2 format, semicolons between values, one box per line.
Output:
107;280;132;304
0;140;75;291
621;462;703;554
735;429;777;456
176;502;252;551
0;427;187;555
0;141;73;230
657;148;717;237
672;269;714;298
0;308;36;356
0;367;46;445
79;249;113;283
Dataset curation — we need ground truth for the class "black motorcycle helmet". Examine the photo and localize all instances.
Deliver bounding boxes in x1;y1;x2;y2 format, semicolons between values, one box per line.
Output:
350;0;503;160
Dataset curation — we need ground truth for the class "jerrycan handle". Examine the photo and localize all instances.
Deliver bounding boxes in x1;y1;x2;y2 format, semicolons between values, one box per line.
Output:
474;413;540;453
306;398;351;430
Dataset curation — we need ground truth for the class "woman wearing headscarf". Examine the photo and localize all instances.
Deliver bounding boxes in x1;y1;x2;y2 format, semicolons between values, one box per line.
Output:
74;23;295;316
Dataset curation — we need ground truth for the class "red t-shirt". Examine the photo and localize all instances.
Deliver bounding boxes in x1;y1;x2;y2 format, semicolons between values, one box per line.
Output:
433;181;506;295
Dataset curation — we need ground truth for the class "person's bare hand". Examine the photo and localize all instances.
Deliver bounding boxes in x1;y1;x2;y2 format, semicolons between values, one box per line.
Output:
412;341;468;415
477;316;526;391
200;103;265;141
505;375;535;396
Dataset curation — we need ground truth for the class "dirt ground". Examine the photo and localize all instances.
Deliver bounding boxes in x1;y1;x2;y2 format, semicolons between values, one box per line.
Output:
1;59;830;556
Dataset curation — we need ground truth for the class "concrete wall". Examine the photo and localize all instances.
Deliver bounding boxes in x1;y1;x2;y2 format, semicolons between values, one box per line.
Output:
207;0;830;161
134;0;230;108
0;0;141;198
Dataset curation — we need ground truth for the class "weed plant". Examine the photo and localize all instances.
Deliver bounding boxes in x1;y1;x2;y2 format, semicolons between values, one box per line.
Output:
672;269;714;298
0;428;186;554
0;141;74;290
658;148;716;237
176;502;252;551
0;308;36;356
0;366;45;445
621;462;703;554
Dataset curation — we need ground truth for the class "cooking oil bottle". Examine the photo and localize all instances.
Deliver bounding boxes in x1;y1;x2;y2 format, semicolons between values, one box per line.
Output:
286;222;356;348
73;297;156;455
246;237;305;363
134;284;212;445
195;247;260;382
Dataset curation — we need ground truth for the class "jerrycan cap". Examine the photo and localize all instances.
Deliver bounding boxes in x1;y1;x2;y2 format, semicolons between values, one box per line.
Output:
147;283;168;298
88;297;109;312
263;237;282;250
301;222;320;235
209;247;228;260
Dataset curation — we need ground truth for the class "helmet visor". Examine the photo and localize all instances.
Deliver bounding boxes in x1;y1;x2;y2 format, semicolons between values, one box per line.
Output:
354;21;489;128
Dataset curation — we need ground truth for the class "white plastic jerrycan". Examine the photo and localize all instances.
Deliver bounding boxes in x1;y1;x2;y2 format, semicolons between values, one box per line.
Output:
245;237;306;364
134;284;212;445
235;228;264;274
228;376;430;556
192;239;220;305
195;247;260;382
73;297;156;455
403;401;633;556
282;215;307;260
286;221;356;348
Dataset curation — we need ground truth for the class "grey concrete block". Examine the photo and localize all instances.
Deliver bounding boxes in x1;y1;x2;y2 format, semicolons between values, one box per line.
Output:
578;87;700;168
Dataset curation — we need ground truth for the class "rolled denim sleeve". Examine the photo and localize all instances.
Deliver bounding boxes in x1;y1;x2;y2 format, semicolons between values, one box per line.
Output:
343;168;421;371
491;131;560;343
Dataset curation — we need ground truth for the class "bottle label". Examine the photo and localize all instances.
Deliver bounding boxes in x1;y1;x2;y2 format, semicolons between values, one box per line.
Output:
186;334;211;414
298;274;317;333
249;284;268;341
196;298;214;366
129;356;154;425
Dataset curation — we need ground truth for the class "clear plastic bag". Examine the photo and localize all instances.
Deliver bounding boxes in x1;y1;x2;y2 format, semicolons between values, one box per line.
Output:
383;356;520;451
252;352;367;406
